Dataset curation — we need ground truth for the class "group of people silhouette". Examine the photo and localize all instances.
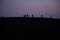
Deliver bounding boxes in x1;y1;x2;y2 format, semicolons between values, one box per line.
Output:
23;14;34;17
23;14;52;18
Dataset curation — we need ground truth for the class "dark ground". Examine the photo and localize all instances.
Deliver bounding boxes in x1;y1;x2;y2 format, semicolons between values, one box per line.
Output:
0;17;60;40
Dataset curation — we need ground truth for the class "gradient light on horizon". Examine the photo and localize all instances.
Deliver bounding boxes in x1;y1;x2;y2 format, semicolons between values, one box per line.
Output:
0;0;60;18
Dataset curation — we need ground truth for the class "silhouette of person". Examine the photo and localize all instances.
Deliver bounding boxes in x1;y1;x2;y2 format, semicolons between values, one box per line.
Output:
41;14;43;18
26;14;29;17
50;16;52;18
23;15;26;17
32;14;34;17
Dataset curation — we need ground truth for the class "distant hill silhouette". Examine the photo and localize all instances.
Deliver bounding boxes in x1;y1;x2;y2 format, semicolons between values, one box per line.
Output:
0;17;60;40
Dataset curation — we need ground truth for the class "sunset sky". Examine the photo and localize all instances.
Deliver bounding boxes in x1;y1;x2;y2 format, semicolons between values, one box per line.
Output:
0;0;60;18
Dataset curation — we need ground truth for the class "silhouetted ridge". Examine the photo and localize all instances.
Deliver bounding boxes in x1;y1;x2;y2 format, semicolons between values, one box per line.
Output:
1;17;60;40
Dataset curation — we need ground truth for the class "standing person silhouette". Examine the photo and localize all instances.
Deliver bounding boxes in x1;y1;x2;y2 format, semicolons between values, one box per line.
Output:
32;14;34;17
41;14;43;18
26;14;29;17
23;14;26;17
50;16;52;18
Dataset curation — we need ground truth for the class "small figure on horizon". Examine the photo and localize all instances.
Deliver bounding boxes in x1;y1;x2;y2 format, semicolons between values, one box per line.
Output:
50;16;52;18
41;14;43;18
32;14;34;17
26;14;29;17
23;15;26;17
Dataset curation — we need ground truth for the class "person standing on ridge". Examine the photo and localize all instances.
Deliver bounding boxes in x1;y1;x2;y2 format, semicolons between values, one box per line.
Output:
41;14;43;18
32;14;34;17
50;16;52;18
26;14;29;17
23;14;26;17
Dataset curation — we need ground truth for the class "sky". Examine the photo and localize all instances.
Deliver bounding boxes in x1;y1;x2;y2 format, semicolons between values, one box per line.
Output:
0;0;60;18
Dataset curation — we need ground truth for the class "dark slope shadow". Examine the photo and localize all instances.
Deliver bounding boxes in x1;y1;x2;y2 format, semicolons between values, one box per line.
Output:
0;17;60;40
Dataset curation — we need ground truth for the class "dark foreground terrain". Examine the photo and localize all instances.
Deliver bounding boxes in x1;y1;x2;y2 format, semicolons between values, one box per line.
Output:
0;17;60;40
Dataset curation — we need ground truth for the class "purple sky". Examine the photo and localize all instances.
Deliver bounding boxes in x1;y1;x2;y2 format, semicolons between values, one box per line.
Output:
0;0;60;18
